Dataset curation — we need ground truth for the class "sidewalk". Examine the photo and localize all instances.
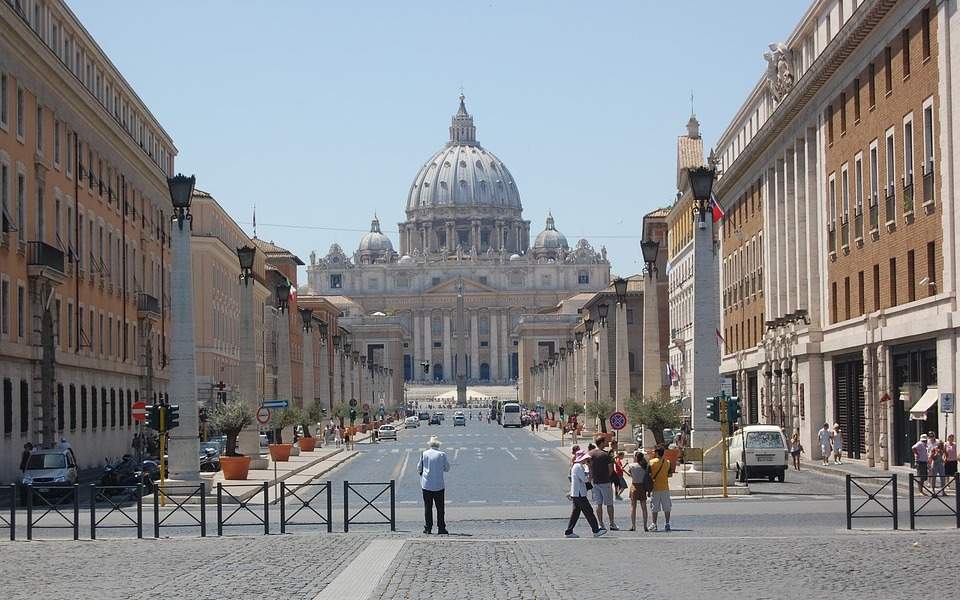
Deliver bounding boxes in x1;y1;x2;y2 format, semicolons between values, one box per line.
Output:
800;456;918;493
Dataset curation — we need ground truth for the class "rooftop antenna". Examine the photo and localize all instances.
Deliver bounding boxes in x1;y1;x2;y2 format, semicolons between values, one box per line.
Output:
252;204;257;238
690;90;695;117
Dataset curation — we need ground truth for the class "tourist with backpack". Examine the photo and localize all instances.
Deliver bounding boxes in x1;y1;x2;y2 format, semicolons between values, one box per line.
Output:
626;450;651;531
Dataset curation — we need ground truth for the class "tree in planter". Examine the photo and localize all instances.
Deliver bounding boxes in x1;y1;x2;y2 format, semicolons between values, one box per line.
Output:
333;402;350;428
625;390;683;446
270;407;301;445
560;400;582;420
209;397;253;457
300;401;324;438
585;397;615;433
543;402;558;422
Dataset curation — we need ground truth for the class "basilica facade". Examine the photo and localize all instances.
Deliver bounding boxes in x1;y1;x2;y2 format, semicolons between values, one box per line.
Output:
305;96;610;384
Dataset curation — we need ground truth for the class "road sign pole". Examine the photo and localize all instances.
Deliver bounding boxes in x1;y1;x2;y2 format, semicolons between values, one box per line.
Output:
159;406;166;508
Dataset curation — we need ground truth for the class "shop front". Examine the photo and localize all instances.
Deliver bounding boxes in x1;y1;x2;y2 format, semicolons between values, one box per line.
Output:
890;342;938;466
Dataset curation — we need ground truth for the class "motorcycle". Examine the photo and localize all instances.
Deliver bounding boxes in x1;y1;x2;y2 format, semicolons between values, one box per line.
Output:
199;447;221;472
99;455;154;496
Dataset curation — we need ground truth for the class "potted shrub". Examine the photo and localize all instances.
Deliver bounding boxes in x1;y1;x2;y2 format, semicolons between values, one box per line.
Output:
585;397;614;434
627;391;683;463
298;402;323;452
210;398;254;480
268;408;298;462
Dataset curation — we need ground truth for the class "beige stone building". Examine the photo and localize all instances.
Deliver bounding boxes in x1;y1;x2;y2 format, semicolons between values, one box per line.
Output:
1;0;176;482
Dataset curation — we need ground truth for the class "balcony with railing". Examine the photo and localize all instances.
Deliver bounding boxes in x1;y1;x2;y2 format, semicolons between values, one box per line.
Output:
922;168;934;209
869;195;879;235
903;178;915;219
885;188;896;230
27;241;66;284
854;208;863;245
840;219;849;252
827;224;836;258
137;293;161;321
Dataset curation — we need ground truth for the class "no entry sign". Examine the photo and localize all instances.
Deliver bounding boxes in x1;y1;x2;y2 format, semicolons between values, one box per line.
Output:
256;406;272;425
609;411;627;431
132;401;147;422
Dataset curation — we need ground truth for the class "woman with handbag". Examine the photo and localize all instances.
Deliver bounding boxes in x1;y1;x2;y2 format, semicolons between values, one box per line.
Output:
625;450;651;532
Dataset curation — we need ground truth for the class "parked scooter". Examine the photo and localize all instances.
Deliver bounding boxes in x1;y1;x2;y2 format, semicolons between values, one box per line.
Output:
99;455;154;496
199;447;221;472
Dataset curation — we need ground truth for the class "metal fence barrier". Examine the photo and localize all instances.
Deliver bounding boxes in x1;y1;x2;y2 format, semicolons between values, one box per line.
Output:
90;484;143;539
0;484;15;541
216;482;269;536
845;475;898;530
26;484;80;540
909;474;959;530
343;480;395;532
153;484;206;538
280;481;332;533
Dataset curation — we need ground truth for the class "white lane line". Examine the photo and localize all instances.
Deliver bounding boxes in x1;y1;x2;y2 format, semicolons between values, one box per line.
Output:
454;447;460;461
398;449;412;480
487;447;495;450
502;500;520;503
468;500;487;504
399;500;417;504
504;449;518;461
313;539;405;600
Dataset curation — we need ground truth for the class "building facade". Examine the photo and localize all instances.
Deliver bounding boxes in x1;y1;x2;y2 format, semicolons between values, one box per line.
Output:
306;96;611;388
713;0;958;468
1;0;176;483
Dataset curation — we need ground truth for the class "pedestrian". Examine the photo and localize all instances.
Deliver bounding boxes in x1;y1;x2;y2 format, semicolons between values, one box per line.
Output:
588;436;618;530
569;445;581;466
59;437;76;463
818;423;832;465
334;425;342;448
912;434;930;495
571;421;579;446
626;450;650;531
19;442;33;472
930;440;947;494
830;424;843;464
927;431;940;491
790;431;804;471
647;444;673;532
614;451;627;500
417;435;450;535
564;450;605;538
945;434;957;484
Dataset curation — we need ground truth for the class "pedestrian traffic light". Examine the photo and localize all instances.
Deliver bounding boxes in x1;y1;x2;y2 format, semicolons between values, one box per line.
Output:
727;396;741;424
166;404;181;430
145;405;161;431
705;397;719;422
198;407;208;423
559;405;565;419
349;408;357;423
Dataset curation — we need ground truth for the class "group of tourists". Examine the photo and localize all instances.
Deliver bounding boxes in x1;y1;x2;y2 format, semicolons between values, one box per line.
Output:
817;423;845;465
912;431;957;495
564;436;673;538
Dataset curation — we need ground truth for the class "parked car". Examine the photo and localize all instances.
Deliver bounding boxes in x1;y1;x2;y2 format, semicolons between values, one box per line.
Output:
727;425;789;482
404;416;419;429
378;425;398;441
429;414;442;425
418;411;430;421
434;412;445;422
453;412;466;427
21;449;79;497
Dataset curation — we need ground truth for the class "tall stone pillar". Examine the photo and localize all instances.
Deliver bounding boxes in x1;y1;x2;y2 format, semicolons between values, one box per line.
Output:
317;337;330;412
615;303;629;413
597;323;610;415
276;312;293;405
302;328;314;408
642;276;662;398
423;313;433;380
583;332;595;413
442;312;452;383
862;347;874;468
489;311;500;382
331;348;342;409
470;312;480;380
237;277;267;468
166;219;200;485
690;212;721;452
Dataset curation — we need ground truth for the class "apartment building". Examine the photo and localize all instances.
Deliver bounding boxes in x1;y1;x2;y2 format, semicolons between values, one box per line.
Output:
714;0;958;469
1;0;175;482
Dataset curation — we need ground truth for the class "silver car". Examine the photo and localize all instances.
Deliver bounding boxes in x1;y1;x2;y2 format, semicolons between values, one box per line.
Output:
21;449;79;494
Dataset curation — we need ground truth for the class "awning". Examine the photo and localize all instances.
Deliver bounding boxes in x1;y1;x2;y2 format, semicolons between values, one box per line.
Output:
909;387;938;420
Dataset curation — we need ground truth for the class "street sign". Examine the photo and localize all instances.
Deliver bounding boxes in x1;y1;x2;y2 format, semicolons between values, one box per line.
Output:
349;398;358;408
609;411;627;431
256;407;272;425
942;392;955;414
262;400;288;409
720;377;734;397
880;392;891;403
132;401;147;422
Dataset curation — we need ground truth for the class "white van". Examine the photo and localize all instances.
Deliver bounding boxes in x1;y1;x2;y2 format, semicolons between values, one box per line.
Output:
727;425;789;482
501;402;522;427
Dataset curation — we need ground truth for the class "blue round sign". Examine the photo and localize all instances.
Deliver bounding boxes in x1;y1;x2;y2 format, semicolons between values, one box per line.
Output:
609;411;627;431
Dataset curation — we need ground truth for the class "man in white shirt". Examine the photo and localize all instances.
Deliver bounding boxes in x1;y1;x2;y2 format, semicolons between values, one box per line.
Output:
417;436;450;534
913;434;929;495
817;423;832;465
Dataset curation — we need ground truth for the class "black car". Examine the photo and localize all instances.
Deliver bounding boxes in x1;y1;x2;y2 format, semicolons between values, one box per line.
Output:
429;414;442;425
419;411;430;421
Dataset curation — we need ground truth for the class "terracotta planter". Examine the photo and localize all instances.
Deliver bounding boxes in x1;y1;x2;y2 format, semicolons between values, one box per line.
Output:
645;447;681;468
299;437;316;452
269;443;293;462
220;455;251;480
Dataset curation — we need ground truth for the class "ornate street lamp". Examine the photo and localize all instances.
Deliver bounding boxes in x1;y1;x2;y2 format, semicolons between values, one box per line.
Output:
640;240;659;274
167;173;196;230
688;166;716;222
237;245;256;284
597;303;609;324
584;317;595;336
351;350;360;363
613;277;628;305
275;279;291;313
559;347;567;359
343;342;352;355
333;334;342;349
575;330;584;348
566;339;575;353
299;307;313;332
318;320;329;340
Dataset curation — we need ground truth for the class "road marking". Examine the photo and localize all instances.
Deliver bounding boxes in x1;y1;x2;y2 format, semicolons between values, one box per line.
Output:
398;449;412;481
313;539;405;600
468;500;487;504
504;449;518;461
454;448;460;461
487;447;495;450
502;500;520;503
391;448;399;454
399;500;417;504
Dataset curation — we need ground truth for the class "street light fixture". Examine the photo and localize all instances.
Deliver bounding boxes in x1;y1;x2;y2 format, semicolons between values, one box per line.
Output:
597;303;609;324
167;173;196;230
584;317;594;335
299;307;313;332
640;239;659;274
559;347;567;359
688;166;716;223
237;245;256;284
566;339;575;353
332;334;342;349
343;342;352;354
275;280;291;313
318;320;328;339
613;277;628;305
575;331;584;348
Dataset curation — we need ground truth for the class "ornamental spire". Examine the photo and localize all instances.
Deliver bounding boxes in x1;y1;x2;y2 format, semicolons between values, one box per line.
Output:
449;93;477;145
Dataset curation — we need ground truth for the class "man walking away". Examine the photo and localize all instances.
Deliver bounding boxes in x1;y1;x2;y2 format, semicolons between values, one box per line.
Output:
818;423;832;466
418;435;450;534
19;442;33;472
913;434;929;496
565;450;605;538
648;445;673;532
588;436;618;530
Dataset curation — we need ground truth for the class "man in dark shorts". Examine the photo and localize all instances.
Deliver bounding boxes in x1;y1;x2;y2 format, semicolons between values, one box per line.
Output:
588;436;618;530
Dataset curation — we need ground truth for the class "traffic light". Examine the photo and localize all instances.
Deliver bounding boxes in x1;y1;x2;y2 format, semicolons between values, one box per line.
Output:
145;405;161;431
727;396;741;424
705;397;719;422
349;408;357;423
199;407;208;423
167;404;181;430
559;405;565;419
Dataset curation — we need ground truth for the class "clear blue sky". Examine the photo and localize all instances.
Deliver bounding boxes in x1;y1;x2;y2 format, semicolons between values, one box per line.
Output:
71;0;807;280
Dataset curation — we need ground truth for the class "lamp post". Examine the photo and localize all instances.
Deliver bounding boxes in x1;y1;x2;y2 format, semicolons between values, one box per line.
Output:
583;316;595;417
595;303;610;430
640;240;662;399
273;277;294;441
688;166;716;227
164;174;203;486
612;278;630;423
300;308;315;428
235;245;268;467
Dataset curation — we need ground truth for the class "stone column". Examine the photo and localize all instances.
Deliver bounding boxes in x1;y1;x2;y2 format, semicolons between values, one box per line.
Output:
597;323;610;415
470;312;479;380
876;344;889;470
571;343;579;410
423;313;433;379
317;336;330;413
643;276;662;398
166;219;200;485
501;313;511;379
862;346;874;467
583;333;595;414
443;312;452;383
276;312;293;405
332;348;343;409
790;356;799;436
302;327;314;408
237;277;267;468
615;302;629;413
489;311;500;382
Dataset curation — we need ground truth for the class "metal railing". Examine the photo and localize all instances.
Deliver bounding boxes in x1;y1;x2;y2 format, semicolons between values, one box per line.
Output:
922;171;934;205
153;484;207;538
90;484;143;539
26;484;80;540
854;210;863;240
280;481;332;533
840;221;849;248
343;480;395;532
216;482;269;536
0;484;14;541
137;293;160;315
903;182;915;214
885;190;896;223
27;240;66;273
845;475;898;530
908;474;959;530
869;201;879;231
